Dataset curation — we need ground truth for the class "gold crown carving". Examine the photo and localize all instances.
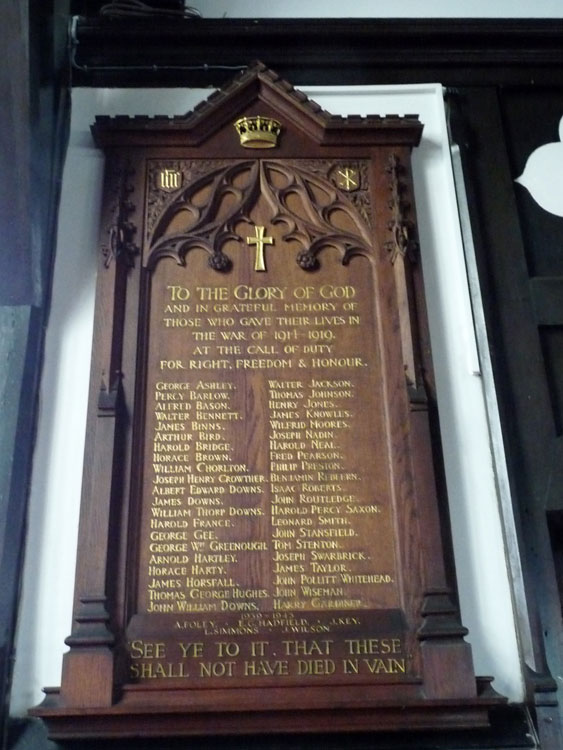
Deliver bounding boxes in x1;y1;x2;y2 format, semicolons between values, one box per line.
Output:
234;116;281;149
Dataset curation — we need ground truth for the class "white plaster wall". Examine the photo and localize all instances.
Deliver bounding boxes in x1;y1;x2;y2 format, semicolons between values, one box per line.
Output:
10;82;524;714
195;0;563;17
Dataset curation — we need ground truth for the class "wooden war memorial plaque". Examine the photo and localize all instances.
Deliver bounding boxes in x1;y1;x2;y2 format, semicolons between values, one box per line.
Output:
32;63;503;738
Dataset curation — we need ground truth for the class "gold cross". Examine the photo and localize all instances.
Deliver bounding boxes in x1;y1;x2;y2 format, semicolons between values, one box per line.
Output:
336;167;359;191
246;225;274;272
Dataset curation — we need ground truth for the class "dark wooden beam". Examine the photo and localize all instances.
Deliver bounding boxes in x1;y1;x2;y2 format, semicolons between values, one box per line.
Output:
448;85;563;750
70;17;563;88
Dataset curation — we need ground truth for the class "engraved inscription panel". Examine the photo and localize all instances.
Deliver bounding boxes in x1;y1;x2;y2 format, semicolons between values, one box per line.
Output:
127;159;407;687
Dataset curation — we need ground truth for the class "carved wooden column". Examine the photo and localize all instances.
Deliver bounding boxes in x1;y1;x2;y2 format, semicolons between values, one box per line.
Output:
57;157;140;707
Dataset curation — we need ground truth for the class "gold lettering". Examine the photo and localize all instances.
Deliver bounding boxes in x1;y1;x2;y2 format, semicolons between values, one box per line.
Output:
199;661;236;677
178;642;203;658
129;640;166;659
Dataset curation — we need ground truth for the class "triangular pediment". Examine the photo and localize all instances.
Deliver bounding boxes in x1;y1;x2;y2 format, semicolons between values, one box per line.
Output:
91;61;422;149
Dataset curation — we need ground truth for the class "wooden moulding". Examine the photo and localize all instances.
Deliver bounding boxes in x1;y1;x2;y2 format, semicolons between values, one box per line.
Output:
31;62;504;739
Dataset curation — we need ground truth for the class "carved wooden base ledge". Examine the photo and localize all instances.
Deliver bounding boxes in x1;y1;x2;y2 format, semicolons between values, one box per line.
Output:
34;681;504;739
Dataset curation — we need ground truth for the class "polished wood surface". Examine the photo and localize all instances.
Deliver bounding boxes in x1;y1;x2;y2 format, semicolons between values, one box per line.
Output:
32;63;503;738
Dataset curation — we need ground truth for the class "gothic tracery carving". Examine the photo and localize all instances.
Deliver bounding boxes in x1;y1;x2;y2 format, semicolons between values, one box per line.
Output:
145;159;372;272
